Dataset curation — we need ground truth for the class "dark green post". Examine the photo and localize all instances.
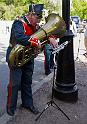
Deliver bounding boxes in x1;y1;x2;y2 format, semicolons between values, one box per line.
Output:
53;0;78;102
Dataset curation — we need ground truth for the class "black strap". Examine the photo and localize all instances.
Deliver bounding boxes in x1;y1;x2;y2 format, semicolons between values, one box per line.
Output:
40;27;48;38
40;27;50;45
23;16;31;27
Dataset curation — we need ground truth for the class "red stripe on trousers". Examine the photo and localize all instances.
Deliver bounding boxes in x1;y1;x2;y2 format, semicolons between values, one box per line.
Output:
8;71;13;108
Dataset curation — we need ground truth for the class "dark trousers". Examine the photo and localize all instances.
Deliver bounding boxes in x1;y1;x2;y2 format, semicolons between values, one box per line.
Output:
7;59;34;112
44;45;54;74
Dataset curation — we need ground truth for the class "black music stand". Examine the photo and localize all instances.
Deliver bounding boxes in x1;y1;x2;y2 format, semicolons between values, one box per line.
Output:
35;65;70;121
75;28;86;66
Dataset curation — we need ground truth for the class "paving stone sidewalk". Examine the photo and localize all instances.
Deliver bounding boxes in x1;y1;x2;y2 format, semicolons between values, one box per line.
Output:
0;60;87;124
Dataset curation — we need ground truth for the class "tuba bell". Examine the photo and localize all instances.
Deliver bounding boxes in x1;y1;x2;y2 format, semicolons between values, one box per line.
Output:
9;13;66;67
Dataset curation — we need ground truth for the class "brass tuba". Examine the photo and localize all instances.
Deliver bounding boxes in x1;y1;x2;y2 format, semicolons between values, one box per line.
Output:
9;13;66;67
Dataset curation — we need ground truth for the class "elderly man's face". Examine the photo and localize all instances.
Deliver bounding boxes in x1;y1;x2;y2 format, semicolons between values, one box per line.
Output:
27;14;41;27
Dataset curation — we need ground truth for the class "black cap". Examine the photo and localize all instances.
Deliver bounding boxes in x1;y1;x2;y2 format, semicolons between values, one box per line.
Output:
29;4;44;18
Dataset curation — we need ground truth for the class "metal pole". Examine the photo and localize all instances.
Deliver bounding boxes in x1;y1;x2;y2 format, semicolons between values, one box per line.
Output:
53;0;78;102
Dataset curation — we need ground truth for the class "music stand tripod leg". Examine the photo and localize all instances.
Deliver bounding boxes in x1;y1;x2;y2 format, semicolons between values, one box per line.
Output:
75;33;86;66
52;101;70;120
35;64;70;121
75;33;81;61
75;56;86;66
35;102;51;121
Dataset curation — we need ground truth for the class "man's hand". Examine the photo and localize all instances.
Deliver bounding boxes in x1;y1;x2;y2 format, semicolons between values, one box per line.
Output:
28;37;41;48
49;37;58;48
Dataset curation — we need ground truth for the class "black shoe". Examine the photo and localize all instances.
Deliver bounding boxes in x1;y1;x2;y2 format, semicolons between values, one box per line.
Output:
21;105;39;115
45;71;51;75
7;108;15;116
83;52;87;58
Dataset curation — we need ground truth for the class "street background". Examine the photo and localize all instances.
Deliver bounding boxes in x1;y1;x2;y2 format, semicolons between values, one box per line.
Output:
0;22;87;124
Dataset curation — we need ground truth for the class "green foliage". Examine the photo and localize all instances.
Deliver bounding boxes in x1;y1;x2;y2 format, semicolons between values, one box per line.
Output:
0;0;60;20
71;0;87;20
0;3;6;19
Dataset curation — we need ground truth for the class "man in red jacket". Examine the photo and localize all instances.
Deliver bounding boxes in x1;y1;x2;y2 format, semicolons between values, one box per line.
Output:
6;4;44;116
